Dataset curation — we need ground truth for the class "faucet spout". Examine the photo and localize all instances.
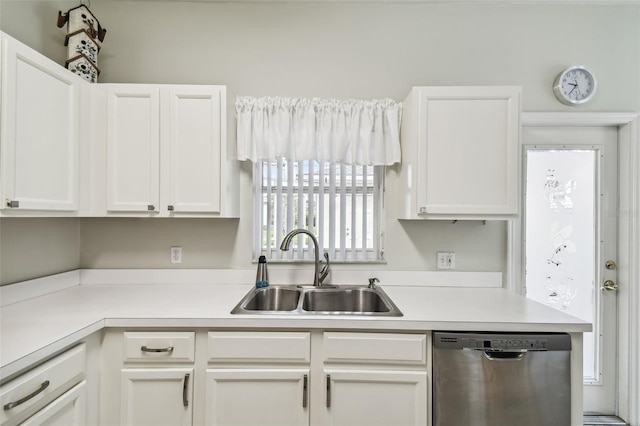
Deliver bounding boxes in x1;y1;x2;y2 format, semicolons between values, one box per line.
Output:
280;228;322;286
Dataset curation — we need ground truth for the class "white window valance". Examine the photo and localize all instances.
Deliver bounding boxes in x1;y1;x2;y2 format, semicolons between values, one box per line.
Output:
236;96;402;166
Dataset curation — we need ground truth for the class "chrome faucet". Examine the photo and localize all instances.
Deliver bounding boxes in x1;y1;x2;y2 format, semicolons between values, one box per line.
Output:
280;229;329;286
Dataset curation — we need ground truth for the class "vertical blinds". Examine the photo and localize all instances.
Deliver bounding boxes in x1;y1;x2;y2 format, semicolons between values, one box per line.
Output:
255;159;384;262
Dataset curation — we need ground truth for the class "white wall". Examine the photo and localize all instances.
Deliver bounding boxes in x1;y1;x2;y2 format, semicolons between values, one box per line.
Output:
0;1;638;285
0;218;81;285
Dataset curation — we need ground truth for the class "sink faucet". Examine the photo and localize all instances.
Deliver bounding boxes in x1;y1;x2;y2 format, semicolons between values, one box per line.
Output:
280;229;329;287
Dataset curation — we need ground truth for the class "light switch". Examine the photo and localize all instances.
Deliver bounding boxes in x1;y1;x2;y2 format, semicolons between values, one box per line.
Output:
437;252;455;270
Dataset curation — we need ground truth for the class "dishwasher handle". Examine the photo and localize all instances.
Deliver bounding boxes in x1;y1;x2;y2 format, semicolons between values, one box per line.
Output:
482;350;526;361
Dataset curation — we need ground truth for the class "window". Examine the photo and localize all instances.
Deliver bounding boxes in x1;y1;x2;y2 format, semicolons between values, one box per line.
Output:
254;159;384;263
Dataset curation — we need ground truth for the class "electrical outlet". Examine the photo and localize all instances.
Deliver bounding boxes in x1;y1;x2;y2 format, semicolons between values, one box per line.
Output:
170;246;182;264
437;252;455;270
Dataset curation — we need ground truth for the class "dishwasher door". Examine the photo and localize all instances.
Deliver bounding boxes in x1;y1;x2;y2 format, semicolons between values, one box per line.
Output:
433;332;572;426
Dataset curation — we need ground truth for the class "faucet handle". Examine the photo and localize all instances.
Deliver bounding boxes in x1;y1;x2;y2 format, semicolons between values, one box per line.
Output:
368;277;380;289
319;252;331;284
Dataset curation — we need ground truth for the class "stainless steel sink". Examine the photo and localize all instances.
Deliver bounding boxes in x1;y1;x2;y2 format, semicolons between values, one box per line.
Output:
242;286;301;311
302;287;392;313
231;285;402;316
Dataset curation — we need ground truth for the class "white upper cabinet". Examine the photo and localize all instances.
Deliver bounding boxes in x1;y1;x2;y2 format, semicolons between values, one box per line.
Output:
93;83;235;217
0;32;87;215
398;86;521;219
105;85;160;213
163;86;222;214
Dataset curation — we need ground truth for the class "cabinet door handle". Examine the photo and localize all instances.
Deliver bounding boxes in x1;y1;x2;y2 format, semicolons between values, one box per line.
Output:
147;205;156;211
3;380;50;411
302;374;308;408
167;205;174;211
6;200;19;208
140;345;174;353
182;373;190;407
326;374;331;408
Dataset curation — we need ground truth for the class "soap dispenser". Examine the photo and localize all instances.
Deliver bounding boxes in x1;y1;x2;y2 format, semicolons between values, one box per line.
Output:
255;255;269;288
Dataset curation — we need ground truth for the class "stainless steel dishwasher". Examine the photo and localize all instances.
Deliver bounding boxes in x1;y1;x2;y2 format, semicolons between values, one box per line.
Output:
433;332;572;426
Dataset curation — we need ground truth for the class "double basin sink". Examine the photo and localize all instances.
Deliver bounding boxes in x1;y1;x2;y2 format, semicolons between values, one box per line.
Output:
231;284;403;317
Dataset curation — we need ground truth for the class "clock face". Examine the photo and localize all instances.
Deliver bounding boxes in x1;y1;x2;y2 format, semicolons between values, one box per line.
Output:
553;66;597;105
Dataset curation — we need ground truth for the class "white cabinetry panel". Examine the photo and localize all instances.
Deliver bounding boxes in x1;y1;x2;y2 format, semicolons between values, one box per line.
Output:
205;369;309;426
120;368;193;426
97;83;230;217
21;381;87;426
106;85;160;212
164;86;222;213
399;86;520;219
323;370;427;426
0;32;84;213
0;343;86;426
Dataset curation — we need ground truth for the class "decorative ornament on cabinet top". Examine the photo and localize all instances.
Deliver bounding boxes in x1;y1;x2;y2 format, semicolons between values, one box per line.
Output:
57;4;107;83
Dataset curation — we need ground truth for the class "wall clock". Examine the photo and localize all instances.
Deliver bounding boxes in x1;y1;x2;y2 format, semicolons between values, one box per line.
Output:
552;66;597;106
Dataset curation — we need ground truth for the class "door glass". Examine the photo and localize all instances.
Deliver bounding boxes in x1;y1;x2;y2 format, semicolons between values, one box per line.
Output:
525;149;599;381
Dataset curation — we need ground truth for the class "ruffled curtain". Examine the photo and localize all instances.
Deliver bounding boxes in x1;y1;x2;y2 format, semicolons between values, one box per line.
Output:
236;96;402;166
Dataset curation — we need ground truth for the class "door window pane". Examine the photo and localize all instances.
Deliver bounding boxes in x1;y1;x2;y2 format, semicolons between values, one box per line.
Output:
525;149;598;380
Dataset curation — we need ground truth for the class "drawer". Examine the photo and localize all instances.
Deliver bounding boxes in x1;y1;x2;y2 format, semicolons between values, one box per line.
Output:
1;343;85;425
123;332;195;363
208;332;310;363
323;332;427;364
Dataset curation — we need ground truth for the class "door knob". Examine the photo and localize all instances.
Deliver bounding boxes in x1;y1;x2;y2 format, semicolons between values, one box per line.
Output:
605;260;617;270
602;280;618;291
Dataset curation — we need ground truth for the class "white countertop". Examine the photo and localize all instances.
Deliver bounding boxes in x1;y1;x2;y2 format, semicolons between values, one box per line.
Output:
0;278;590;381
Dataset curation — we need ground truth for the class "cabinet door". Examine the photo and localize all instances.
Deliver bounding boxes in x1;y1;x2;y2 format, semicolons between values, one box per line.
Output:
324;370;427;426
205;369;309;426
121;368;193;426
21;381;87;426
0;33;81;211
416;86;520;216
105;85;160;213
163;86;224;214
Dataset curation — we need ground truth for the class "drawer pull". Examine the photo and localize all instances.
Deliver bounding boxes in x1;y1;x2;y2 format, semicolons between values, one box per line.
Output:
182;373;190;407
3;380;50;411
141;345;174;353
302;374;308;408
326;374;331;408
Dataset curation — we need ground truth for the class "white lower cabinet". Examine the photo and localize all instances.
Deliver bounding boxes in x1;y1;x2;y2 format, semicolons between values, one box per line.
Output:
205;331;311;426
0;344;86;426
205;369;309;426
20;381;87;426
101;330;429;426
120;368;193;426
99;331;196;426
321;332;429;426
323;370;427;426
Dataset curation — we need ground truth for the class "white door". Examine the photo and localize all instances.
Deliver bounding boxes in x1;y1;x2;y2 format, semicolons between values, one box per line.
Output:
323;370;427;426
21;381;87;426
105;85;160;213
120;368;193;426
523;126;618;414
1;34;81;211
162;86;223;214
205;369;309;426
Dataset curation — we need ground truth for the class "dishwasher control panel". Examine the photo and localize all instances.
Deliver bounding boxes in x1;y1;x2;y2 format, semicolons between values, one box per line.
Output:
462;337;548;350
434;332;572;351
